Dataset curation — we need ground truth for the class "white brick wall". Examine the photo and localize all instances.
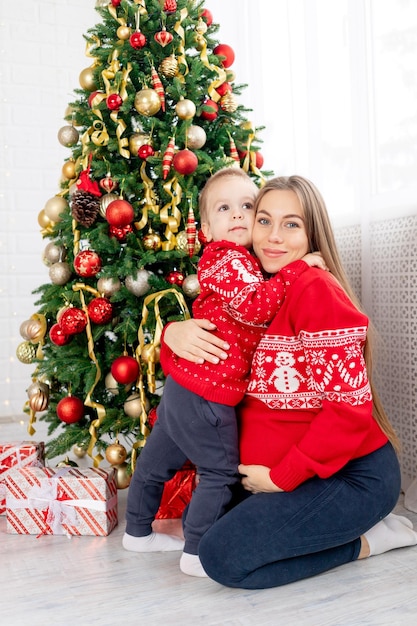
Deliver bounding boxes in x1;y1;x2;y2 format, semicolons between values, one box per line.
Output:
1;1;97;416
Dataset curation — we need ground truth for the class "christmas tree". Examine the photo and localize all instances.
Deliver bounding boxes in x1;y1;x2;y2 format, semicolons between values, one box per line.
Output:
17;0;268;479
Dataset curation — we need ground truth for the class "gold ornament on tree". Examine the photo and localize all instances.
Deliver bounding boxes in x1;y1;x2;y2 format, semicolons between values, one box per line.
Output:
73;443;88;458
186;125;206;150
49;261;72;285
134;89;161;117
143;229;162;251
175;98;196;120
114;462;131;489
175;230;201;256
16;341;37;364
44;196;69;223
182;274;200;298
79;66;97;91
159;54;178;78
42;242;66;266
105;440;128;466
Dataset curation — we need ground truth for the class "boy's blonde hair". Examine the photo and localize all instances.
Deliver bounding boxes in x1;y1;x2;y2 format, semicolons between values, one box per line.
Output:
199;167;258;223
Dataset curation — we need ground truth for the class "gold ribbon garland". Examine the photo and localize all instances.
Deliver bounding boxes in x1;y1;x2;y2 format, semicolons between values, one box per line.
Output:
136;287;191;393
198;39;228;103
134;162;159;231
131;288;191;464
72;284;106;467
173;7;188;81
160;177;183;250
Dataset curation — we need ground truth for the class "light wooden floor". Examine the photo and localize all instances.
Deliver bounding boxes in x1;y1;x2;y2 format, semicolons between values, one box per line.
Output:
2;416;417;626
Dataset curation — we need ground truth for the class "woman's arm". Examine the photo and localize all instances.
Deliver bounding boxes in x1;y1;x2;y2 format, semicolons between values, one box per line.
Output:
163;318;230;364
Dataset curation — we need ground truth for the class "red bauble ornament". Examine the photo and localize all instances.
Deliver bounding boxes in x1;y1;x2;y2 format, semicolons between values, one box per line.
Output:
109;224;134;241
106;93;123;111
172;149;198;175
200;8;213;26
73;250;102;277
138;144;155;159
88;91;104;108
163;0;177;12
216;82;232;97
106;199;134;227
200;99;218;121
87;297;114;325
57;396;85;424
166;270;185;286
240;150;264;169
130;31;147;49
154;28;173;47
49;323;71;346
213;44;235;68
111;0;122;6
59;308;87;335
111;356;140;385
147;406;158;428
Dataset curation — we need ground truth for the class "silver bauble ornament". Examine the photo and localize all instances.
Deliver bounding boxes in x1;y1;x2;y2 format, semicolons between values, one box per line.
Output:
182;274;200;298
125;270;152;296
186;125;207;150
43;242;66;266
57;125;79;147
49;261;72;285
97;276;121;297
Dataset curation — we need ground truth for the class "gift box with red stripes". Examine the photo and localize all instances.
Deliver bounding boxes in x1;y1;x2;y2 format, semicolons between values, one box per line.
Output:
0;441;45;515
5;466;118;536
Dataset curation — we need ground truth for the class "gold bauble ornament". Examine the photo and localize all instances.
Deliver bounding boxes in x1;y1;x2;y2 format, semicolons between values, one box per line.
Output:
105;371;120;395
175;230;201;255
57;125;79;147
141;344;161;364
38;209;53;230
99;192;119;218
79;67;97;91
20;318;44;344
186;125;207;150
196;18;208;35
143;230;162;251
56;456;78;468
44;196;69;222
129;133;150;156
49;261;72;285
62;160;77;179
159;54;179;78
134;89;161;117
26;381;49;399
123;392;149;418
73;443;88;458
16;341;36;364
175;98;196;120
114;462;131;489
105;441;128;465
117;25;131;40
182;274;200;298
43;242;66;266
29;391;49;413
97;276;121;297
220;92;238;113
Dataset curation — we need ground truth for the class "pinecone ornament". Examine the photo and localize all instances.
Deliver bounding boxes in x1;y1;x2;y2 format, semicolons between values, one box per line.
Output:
71;189;101;227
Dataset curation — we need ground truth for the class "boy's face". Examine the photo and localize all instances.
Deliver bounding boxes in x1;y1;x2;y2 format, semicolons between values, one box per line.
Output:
201;177;257;249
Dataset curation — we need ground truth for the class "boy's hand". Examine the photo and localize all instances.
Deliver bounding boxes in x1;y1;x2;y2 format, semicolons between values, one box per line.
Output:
303;252;328;271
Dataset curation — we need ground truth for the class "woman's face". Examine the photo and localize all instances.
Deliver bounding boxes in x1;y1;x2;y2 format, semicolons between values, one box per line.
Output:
252;189;310;274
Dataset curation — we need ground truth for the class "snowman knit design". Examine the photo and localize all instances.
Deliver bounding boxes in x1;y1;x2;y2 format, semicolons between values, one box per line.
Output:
160;240;308;406
246;270;372;411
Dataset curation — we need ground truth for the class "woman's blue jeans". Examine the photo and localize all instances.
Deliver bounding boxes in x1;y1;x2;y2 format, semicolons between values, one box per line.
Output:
198;442;401;589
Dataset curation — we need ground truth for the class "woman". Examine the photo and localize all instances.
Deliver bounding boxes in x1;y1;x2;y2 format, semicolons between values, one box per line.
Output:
163;175;417;589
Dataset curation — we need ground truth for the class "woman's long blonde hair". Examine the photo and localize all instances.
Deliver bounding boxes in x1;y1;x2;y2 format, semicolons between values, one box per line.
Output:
255;175;399;451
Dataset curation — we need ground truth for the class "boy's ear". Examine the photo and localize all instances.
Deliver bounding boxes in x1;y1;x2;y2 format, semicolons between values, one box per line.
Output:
201;221;213;242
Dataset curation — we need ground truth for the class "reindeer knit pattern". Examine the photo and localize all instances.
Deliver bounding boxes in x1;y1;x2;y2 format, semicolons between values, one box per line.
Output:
160;240;308;406
239;268;389;491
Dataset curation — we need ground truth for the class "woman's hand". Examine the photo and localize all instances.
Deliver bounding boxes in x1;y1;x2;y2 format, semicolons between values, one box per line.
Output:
239;464;283;493
164;318;230;364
